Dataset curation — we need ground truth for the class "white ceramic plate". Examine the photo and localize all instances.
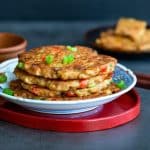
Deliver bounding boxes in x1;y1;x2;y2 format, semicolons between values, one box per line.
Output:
0;58;137;114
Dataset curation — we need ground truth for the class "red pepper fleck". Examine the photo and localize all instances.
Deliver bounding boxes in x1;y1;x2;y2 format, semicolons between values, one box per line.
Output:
52;46;61;53
41;55;46;61
101;66;107;73
66;91;76;97
31;87;39;94
79;79;88;88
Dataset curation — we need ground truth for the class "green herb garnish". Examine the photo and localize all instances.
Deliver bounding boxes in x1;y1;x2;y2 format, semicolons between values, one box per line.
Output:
62;54;74;64
0;73;7;83
66;45;77;52
17;62;24;69
63;56;68;64
45;55;53;64
116;80;126;89
2;88;14;96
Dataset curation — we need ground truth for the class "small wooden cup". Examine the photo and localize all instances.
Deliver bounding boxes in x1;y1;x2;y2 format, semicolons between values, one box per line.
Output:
0;33;27;62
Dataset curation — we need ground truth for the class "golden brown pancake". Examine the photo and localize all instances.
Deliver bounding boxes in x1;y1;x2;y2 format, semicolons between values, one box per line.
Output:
20;78;112;97
115;18;147;42
14;68;113;91
96;33;137;52
10;80;120;101
139;29;150;51
17;45;117;80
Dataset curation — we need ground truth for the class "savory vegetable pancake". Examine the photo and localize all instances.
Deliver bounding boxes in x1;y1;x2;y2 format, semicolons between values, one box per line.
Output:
10;80;120;101
17;45;117;80
95;18;150;52
20;78;112;97
115;18;147;42
96;32;137;51
10;80;38;99
9;45;119;101
14;68;112;91
138;29;150;51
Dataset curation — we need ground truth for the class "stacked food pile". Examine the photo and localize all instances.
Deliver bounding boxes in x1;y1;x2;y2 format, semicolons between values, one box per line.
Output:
10;45;119;101
96;18;150;52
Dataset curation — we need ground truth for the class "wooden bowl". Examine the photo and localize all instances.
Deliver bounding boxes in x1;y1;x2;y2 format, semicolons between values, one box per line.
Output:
0;33;27;62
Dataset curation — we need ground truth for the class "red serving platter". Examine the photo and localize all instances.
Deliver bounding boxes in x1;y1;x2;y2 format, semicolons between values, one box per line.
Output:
0;89;140;132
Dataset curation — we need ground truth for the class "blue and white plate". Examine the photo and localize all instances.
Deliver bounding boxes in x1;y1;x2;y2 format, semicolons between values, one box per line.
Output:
0;58;137;114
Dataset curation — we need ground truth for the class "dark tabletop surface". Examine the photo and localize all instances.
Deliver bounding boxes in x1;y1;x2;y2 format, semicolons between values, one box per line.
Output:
0;21;150;150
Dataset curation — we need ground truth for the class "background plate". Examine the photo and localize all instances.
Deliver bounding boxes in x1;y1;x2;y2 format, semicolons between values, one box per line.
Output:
84;25;150;59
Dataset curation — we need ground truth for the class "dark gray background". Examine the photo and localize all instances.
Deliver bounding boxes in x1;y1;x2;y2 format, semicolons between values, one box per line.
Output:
0;0;150;21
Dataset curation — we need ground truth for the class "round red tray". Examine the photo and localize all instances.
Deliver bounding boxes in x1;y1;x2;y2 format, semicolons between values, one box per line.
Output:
0;89;140;132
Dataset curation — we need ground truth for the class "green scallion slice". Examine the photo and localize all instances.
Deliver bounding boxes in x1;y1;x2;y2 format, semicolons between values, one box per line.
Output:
45;55;53;64
0;73;7;83
62;54;74;64
66;45;77;52
62;56;68;64
67;54;74;63
116;80;126;89
17;62;24;69
2;88;14;96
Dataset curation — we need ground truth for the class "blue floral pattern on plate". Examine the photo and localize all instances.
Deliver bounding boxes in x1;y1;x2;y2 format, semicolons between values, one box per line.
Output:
113;66;134;87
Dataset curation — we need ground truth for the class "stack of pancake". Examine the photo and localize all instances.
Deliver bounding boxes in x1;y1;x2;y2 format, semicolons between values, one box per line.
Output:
10;45;119;101
96;18;150;52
